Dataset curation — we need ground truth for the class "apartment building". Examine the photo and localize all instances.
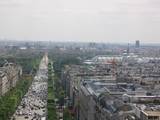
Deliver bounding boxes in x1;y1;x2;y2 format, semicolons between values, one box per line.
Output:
0;62;22;96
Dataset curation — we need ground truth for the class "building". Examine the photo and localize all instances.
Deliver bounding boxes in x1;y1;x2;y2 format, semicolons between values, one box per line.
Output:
62;55;160;120
141;111;160;120
0;62;22;96
136;40;140;48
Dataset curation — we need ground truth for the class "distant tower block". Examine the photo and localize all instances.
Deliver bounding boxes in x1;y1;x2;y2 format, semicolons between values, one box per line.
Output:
135;40;140;48
127;43;130;55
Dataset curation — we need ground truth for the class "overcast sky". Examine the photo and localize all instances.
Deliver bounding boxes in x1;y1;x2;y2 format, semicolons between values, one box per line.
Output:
0;0;160;43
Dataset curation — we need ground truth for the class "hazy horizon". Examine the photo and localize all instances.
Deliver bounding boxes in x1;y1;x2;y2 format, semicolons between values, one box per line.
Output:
0;0;160;43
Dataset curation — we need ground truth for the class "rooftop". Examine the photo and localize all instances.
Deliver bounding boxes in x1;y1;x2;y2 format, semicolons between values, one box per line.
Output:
143;111;160;116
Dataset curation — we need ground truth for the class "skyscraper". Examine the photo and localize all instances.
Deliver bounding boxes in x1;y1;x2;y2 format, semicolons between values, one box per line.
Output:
127;43;130;55
135;40;140;48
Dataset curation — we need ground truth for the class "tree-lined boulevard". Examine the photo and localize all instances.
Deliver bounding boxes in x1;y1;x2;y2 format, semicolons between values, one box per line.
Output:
11;54;48;120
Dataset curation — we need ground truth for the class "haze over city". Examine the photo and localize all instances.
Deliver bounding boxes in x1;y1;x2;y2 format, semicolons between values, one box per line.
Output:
1;0;160;120
0;0;160;43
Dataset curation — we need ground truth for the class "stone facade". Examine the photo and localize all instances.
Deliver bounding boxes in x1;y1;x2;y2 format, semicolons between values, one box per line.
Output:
0;62;22;96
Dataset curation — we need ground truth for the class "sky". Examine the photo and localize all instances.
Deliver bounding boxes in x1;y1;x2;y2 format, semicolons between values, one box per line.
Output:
0;0;160;43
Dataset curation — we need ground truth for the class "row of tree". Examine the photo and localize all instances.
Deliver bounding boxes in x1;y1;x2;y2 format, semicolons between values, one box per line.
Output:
0;75;32;120
47;61;57;120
